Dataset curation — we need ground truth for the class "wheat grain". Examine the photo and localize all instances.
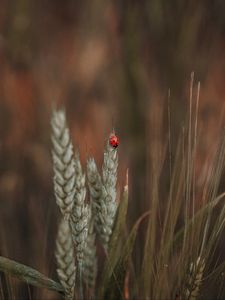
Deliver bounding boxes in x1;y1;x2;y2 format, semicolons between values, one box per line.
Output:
51;108;76;219
55;218;76;300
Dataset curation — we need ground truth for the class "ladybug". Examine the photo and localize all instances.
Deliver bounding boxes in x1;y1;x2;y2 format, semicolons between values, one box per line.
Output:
109;134;119;148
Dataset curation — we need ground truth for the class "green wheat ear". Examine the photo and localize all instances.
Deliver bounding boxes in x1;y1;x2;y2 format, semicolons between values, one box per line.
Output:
101;134;118;249
55;218;76;300
69;151;89;268
82;208;97;292
87;134;118;250
87;158;104;241
51;108;76;219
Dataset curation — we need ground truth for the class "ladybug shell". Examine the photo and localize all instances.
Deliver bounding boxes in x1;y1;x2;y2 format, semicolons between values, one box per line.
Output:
109;134;119;148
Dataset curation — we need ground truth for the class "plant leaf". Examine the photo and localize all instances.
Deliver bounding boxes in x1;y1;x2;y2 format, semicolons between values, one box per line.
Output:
0;256;64;294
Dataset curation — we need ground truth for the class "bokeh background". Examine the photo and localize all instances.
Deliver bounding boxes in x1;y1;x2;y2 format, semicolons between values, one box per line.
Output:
0;1;225;299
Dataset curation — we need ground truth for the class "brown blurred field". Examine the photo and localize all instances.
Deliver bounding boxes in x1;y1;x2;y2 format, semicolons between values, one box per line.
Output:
0;1;225;299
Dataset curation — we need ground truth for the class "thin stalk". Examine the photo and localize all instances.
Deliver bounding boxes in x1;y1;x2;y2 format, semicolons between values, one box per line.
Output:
79;265;84;300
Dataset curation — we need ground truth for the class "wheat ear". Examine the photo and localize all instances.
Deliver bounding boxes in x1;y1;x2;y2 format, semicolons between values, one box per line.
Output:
69;151;89;267
51;108;76;219
83;209;97;291
101;133;118;248
185;256;205;300
87;133;118;249
55;218;76;300
87;158;104;238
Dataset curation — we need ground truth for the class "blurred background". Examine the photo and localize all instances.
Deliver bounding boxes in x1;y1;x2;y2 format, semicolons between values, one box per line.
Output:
0;0;225;299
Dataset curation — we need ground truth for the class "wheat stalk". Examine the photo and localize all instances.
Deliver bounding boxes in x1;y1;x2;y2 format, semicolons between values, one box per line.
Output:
55;218;76;300
185;256;205;300
51;108;76;219
69;151;89;267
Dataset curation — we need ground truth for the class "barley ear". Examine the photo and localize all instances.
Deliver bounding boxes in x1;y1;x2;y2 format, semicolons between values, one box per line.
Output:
55;218;76;300
51;108;76;219
185;256;205;300
69;151;89;268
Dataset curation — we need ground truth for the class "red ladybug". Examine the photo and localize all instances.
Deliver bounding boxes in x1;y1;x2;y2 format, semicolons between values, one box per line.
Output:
109;134;119;148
